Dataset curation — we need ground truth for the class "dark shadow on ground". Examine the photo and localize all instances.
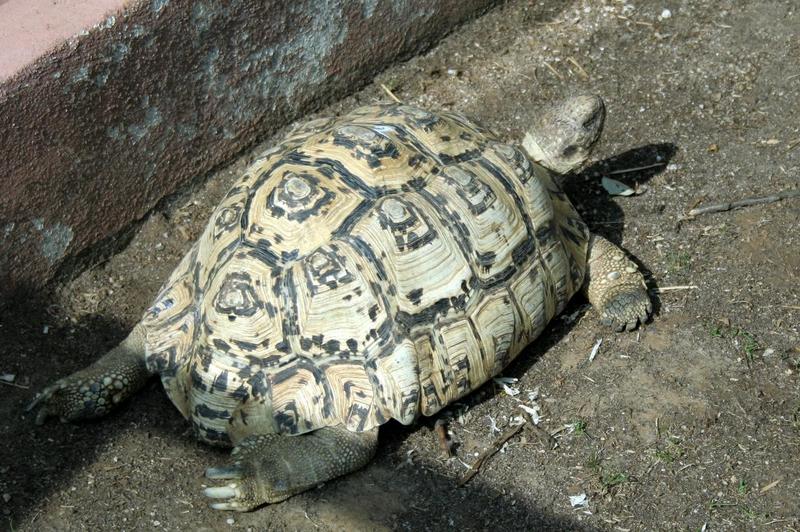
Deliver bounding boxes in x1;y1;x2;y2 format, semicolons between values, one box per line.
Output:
2;290;595;530
0;290;143;527
570;142;678;317
567;142;679;242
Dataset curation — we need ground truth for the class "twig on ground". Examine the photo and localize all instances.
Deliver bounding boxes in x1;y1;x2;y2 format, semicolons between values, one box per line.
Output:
607;162;666;175
685;189;800;218
520;410;558;450
380;83;402;103
0;379;29;389
762;519;791;526
434;418;453;457
458;423;524;486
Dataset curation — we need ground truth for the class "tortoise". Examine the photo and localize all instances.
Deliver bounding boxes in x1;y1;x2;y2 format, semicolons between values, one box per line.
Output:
28;94;651;511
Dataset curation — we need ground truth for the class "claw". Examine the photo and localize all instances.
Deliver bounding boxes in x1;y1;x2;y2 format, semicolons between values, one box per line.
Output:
205;466;242;480
35;407;50;426
204;484;240;499
26;384;62;424
205;482;252;512
27;388;54;424
26;389;50;413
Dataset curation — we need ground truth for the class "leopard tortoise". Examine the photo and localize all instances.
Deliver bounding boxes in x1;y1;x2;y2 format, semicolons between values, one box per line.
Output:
29;94;651;511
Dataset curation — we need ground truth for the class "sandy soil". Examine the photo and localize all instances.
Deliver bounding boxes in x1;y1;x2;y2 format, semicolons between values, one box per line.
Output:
2;1;799;530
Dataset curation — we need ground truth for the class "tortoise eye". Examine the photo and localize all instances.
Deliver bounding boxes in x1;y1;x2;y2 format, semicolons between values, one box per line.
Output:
561;145;578;158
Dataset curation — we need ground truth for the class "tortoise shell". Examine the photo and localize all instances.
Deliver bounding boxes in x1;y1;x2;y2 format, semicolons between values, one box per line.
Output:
140;104;589;446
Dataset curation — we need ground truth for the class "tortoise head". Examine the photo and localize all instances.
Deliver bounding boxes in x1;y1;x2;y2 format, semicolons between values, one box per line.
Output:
522;94;605;174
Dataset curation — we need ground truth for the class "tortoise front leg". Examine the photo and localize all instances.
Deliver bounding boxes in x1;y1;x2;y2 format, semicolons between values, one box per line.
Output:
204;426;379;511
583;234;652;331
27;324;152;424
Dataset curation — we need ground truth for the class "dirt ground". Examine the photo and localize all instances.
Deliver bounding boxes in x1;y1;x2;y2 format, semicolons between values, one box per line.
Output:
2;0;799;530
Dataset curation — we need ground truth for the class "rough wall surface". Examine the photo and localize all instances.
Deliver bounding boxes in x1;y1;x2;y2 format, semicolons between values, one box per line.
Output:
0;0;498;301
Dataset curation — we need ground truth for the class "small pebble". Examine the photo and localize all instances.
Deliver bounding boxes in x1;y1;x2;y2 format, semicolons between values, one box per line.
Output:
227;517;235;525
2;493;11;503
660;8;672;19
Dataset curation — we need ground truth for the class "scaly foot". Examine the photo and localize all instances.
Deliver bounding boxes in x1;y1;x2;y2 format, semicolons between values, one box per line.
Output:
27;326;151;424
584;234;652;331
204;426;378;511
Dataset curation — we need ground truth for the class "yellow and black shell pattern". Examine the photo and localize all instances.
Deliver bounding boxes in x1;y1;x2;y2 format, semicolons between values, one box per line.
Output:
140;104;589;446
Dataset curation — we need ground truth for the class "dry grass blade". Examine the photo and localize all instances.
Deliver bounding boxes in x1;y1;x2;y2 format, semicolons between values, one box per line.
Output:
566;56;590;79
759;479;780;493
653;285;699;292
380;83;402;103
543;62;564;80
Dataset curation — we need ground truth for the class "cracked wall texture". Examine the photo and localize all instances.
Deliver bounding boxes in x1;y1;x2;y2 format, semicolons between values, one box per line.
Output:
0;0;498;301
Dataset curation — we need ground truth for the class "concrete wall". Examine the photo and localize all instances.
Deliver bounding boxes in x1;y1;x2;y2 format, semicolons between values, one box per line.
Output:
0;0;498;301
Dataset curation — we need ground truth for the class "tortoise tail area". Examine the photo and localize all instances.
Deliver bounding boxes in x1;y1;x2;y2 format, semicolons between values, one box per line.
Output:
140;242;201;420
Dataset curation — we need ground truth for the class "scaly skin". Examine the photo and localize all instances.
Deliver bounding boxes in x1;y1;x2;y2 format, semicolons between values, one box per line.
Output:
523;95;651;331
583;234;652;331
204;426;379;511
523;94;606;174
27;325;151;424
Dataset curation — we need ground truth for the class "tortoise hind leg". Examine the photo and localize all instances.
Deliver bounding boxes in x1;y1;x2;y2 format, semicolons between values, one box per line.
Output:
27;324;152;424
204;426;379;511
583;234;652;331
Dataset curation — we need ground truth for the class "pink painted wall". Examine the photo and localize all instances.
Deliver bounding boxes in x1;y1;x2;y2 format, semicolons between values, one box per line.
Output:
0;0;127;81
0;0;498;300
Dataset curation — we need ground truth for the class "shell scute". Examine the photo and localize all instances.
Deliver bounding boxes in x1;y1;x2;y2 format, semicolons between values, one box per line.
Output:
244;163;363;263
141;103;590;443
292;243;391;359
349;194;473;321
